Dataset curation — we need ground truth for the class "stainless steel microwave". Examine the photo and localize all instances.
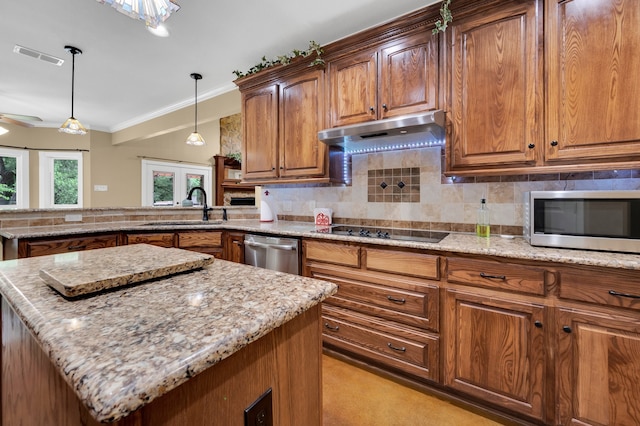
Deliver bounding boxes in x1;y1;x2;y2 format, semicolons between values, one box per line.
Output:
523;190;640;253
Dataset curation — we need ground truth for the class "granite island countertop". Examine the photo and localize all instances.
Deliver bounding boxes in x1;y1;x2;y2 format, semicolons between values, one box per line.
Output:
2;219;639;271
0;250;337;422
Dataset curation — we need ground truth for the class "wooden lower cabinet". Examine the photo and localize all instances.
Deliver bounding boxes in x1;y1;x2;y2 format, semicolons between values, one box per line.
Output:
556;308;640;426
444;289;547;422
224;231;245;263
323;304;439;381
303;239;441;382
15;233;119;258
176;231;224;258
126;232;175;248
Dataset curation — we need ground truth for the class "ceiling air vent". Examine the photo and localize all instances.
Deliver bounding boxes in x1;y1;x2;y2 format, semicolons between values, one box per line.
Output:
13;45;64;66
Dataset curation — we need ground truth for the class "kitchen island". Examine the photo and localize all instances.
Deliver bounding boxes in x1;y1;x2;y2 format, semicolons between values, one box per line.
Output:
0;245;337;425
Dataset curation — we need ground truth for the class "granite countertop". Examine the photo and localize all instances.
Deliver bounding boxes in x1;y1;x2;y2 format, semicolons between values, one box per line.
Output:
2;219;639;271
0;251;337;422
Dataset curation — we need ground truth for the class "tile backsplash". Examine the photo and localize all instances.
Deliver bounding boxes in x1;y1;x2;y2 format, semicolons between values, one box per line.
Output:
268;147;640;235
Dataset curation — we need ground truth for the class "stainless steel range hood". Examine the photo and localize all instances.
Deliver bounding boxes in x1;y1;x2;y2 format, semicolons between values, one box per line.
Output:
318;110;445;150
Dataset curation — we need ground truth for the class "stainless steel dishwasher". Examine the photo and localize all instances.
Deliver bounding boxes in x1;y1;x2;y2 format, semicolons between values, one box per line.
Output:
244;234;300;275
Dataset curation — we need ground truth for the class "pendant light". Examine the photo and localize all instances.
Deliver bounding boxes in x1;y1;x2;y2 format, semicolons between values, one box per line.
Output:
185;72;205;146
59;46;87;135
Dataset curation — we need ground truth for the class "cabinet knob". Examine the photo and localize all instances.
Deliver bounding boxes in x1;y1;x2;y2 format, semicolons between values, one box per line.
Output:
562;325;572;333
534;321;543;328
550;140;558;147
271;167;276;171
280;166;284;170
369;106;375;113
382;103;388;111
528;143;535;149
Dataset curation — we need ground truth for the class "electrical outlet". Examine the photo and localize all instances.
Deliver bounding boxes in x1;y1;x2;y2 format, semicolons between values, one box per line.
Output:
283;200;292;212
244;388;273;426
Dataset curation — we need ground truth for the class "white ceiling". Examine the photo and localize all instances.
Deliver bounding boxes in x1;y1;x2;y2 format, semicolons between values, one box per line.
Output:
0;0;439;133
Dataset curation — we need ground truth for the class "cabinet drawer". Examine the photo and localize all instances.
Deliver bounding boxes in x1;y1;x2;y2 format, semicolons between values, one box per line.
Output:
305;240;360;267
322;306;439;382
177;231;222;248
331;276;431;319
559;266;640;311
365;248;439;280
126;233;174;248
447;257;545;295
24;234;118;257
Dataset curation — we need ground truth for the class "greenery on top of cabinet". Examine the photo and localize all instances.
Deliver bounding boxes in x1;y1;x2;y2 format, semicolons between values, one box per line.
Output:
232;41;324;79
432;0;452;34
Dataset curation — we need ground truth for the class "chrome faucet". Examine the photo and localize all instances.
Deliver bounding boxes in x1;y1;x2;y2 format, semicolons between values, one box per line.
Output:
187;187;213;221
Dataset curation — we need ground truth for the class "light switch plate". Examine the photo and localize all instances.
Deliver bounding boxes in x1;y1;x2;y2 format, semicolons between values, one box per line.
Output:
283;200;292;212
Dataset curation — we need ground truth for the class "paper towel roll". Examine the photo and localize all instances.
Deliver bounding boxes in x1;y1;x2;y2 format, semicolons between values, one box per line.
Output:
260;199;274;222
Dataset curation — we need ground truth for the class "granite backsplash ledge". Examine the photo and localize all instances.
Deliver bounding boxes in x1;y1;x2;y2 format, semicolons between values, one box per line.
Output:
0;206;259;229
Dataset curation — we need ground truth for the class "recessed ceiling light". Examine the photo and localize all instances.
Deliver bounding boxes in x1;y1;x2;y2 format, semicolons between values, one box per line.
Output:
13;45;64;66
147;24;170;37
0;126;9;136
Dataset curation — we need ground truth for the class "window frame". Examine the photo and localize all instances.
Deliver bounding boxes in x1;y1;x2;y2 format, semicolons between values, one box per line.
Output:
0;147;29;209
39;151;84;209
141;159;212;207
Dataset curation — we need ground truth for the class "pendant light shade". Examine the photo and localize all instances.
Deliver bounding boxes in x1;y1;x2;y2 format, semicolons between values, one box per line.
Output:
96;0;180;29
59;46;87;135
186;73;205;146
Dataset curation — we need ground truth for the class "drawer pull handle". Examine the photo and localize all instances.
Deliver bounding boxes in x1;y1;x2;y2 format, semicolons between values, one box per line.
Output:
609;290;640;299
562;326;572;333
324;323;339;332
387;296;406;304
387;343;406;353
480;272;506;280
67;245;86;250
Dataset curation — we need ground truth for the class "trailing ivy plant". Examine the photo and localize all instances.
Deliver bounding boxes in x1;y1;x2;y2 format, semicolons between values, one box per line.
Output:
232;41;324;79
432;0;452;34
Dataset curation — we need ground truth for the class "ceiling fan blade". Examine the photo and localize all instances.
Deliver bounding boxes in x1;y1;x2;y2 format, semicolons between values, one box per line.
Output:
0;113;43;128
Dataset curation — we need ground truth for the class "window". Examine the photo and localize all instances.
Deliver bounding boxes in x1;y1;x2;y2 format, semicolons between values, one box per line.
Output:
141;160;211;207
39;151;83;208
0;147;29;209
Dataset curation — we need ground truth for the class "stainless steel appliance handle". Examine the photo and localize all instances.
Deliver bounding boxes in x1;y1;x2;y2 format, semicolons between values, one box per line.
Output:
244;241;297;251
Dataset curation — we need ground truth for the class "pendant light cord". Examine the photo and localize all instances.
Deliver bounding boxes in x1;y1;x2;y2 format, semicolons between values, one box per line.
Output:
70;50;76;119
194;76;198;133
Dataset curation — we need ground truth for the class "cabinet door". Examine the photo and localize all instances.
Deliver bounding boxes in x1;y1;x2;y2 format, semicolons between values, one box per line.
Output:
21;234;119;258
126;233;175;248
448;1;541;170
242;85;279;180
379;32;439;119
328;50;377;127
444;289;546;421
557;308;640;426
546;0;640;163
224;231;245;263
279;70;327;178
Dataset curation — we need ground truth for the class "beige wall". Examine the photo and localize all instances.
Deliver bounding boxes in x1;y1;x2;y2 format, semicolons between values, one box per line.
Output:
0;89;241;208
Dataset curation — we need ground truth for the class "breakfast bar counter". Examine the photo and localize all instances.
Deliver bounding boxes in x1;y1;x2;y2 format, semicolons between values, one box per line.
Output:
0;245;337;425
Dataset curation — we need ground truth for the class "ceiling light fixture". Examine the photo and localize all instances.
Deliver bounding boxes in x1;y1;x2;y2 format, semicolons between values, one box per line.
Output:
185;73;205;146
59;46;87;136
0;126;8;136
96;0;180;28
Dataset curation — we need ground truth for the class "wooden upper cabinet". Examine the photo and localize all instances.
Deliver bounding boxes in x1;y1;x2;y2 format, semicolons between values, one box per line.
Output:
328;50;378;127
448;0;542;170
546;0;640;163
279;70;327;178
242;84;279;180
379;32;439;119
328;30;439;128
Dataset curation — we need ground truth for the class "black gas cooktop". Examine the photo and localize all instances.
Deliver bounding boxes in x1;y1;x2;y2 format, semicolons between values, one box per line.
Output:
314;225;449;244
